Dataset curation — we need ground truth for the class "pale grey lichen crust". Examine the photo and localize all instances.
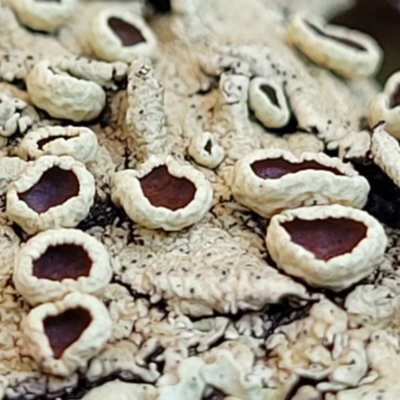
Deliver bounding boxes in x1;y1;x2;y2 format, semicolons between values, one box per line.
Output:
0;92;32;137
0;0;398;398
115;223;310;317
266;299;369;395
124;60;169;162
81;380;158;400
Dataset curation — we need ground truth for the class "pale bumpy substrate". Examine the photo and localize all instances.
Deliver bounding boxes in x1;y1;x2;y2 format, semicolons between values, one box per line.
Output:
13;229;112;306
0;92;32;138
338;129;371;160
21;293;112;377
345;284;400;326
231;149;369;218
116;223;310;317
81;381;158;400
267;205;387;291
265;298;400;397
0;156;27;195
6;156;95;235
124;60;168;162
326;330;400;399
80;298;400;400
17;126;99;164
50;55;128;89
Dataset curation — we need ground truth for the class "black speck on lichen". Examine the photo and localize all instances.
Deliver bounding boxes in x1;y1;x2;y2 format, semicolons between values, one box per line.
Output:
262;113;299;135
77;195;125;231
11;223;27;242
203;389;226;400
6;128;25;148
264;298;315;337
204;139;212;154
358;116;370;131
147;0;171;13
10;78;27;91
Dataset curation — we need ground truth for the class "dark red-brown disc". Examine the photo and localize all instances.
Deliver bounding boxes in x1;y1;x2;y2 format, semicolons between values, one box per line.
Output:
18;167;80;214
37;136;71;150
108;17;145;46
33;244;92;281
139;165;196;210
305;21;366;51
251;158;343;180
44;307;92;359
282;217;367;261
260;85;279;106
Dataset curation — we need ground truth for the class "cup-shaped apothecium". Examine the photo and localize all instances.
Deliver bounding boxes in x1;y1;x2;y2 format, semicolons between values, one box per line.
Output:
89;9;158;62
17;126;98;164
266;205;387;291
188;131;225;169
6;156;95;235
27;61;106;122
112;155;213;231
248;77;291;129
22;293;112;377
369;71;400;140
13;229;112;306
287;13;382;79
231;148;370;218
